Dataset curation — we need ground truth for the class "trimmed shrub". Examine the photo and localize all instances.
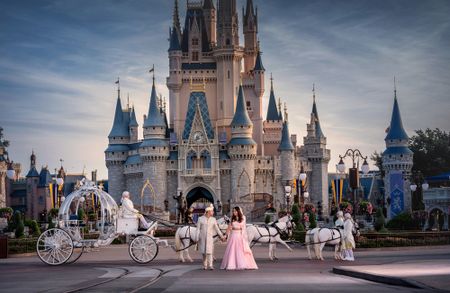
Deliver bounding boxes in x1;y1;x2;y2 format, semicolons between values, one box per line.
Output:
291;204;301;225
386;212;421;230
14;212;24;238
374;209;386;231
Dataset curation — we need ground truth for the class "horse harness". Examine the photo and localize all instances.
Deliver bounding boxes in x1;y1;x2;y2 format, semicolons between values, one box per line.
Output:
250;220;289;247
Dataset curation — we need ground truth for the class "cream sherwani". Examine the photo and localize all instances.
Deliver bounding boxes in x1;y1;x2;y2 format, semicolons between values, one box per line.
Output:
197;215;224;268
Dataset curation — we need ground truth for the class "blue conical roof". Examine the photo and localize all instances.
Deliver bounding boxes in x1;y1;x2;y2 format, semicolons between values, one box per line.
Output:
129;107;138;127
254;50;265;71
266;80;279;121
144;81;166;128
278;121;295;151
168;27;181;51
385;94;408;140
108;96;130;138
231;85;253;127
26;166;39;178
312;100;324;138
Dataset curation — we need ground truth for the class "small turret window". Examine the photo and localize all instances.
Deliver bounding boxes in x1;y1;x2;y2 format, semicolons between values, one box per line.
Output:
227;70;230;79
192;38;199;46
192;51;199;61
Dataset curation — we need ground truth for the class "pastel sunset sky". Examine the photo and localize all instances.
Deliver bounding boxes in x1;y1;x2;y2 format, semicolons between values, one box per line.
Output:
1;0;449;179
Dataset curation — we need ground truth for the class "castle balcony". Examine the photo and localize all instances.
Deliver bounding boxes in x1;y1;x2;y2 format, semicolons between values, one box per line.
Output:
182;168;216;185
183;168;214;177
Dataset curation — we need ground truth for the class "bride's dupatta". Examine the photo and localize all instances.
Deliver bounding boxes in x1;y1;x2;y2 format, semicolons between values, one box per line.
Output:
242;215;252;254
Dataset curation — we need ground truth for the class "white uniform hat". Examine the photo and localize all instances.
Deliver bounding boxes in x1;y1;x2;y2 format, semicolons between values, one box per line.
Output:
344;213;352;219
205;204;214;212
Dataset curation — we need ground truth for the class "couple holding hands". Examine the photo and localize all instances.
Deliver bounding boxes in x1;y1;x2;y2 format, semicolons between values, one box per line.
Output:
197;205;258;271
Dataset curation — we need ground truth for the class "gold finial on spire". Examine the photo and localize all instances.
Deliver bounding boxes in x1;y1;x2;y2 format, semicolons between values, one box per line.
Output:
115;77;120;97
270;72;274;89
394;76;397;98
284;102;288;122
312;83;316;103
149;64;155;84
278;97;282;115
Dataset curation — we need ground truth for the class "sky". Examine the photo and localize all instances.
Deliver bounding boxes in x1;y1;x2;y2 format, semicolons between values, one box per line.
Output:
0;0;449;179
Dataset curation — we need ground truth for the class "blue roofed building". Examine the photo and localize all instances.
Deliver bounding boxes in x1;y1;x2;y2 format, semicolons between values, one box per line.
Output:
382;87;414;219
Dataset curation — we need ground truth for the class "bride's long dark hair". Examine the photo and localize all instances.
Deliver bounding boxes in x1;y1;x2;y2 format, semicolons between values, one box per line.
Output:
231;206;243;223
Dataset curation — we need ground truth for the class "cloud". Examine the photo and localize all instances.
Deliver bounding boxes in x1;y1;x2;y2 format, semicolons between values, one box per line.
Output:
1;0;449;179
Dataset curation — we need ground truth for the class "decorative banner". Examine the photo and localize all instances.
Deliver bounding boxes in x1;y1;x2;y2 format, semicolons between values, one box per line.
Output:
331;178;343;204
49;183;54;208
390;171;404;218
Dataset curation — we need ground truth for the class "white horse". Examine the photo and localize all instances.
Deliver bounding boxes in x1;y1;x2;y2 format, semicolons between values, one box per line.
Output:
174;216;229;263
246;215;294;261
306;221;360;261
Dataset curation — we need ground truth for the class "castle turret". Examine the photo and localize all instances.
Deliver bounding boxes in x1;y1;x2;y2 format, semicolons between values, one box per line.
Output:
263;76;283;156
217;0;239;48
229;85;256;205
300;85;330;215
203;0;216;47
105;82;128;200
278;106;295;209
243;0;258;73
382;84;413;219
129;106;139;143
168;25;182;130
140;75;169;212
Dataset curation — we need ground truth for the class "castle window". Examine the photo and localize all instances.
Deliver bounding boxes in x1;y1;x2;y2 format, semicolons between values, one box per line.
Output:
220;101;223;110
152;147;156;150
192;38;199;46
246;101;251;110
227;70;230;79
226;38;230;45
192;51;199;61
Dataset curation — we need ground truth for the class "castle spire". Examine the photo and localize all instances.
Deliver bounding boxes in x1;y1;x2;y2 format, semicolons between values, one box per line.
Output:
129;106;138;127
172;0;181;40
144;68;165;128
169;26;181;51
231;84;253;127
108;79;129;138
266;73;279;121
278;97;283;121
385;79;408;141
279;114;294;151
253;49;265;71
311;84;324;138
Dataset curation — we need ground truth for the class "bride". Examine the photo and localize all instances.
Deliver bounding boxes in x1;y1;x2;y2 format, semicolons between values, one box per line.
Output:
220;206;258;270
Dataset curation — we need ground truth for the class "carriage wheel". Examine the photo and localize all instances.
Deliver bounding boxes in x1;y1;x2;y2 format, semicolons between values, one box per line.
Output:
129;235;158;264
65;244;85;264
36;228;74;266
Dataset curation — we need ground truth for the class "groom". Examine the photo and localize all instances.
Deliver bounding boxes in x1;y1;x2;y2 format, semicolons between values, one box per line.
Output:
197;204;225;270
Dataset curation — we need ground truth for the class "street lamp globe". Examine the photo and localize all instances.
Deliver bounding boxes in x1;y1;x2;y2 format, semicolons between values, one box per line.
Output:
60;196;66;203
303;192;309;199
337;158;346;173
422;182;429;191
410;184;418;192
56;177;64;186
361;159;370;175
6;169;15;180
299;172;307;181
284;185;292;194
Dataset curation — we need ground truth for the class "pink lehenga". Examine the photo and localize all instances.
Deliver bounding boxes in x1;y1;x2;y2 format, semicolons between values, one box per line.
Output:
220;217;258;270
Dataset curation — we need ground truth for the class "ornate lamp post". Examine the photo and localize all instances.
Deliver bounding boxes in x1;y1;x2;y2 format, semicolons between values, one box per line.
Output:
297;165;308;204
409;171;428;211
337;149;370;214
284;183;292;212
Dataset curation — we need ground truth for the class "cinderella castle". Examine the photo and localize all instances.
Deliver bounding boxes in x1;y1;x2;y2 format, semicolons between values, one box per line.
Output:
105;0;331;219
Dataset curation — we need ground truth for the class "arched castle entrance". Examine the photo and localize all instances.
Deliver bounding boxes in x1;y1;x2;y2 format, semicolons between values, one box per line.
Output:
185;186;215;222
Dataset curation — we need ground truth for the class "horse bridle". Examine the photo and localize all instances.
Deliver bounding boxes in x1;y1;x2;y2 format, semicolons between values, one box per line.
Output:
251;217;293;246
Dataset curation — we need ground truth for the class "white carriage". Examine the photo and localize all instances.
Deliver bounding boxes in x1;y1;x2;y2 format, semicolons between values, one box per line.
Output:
36;180;160;265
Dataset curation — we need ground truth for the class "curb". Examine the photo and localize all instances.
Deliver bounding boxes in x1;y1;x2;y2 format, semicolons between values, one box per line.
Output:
332;266;432;290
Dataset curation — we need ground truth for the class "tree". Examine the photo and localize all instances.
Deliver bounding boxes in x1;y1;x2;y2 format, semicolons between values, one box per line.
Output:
291;204;301;226
409;128;450;177
12;211;24;238
371;151;384;177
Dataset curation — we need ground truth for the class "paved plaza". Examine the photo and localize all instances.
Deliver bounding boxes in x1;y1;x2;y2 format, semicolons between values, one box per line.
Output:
1;242;449;292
